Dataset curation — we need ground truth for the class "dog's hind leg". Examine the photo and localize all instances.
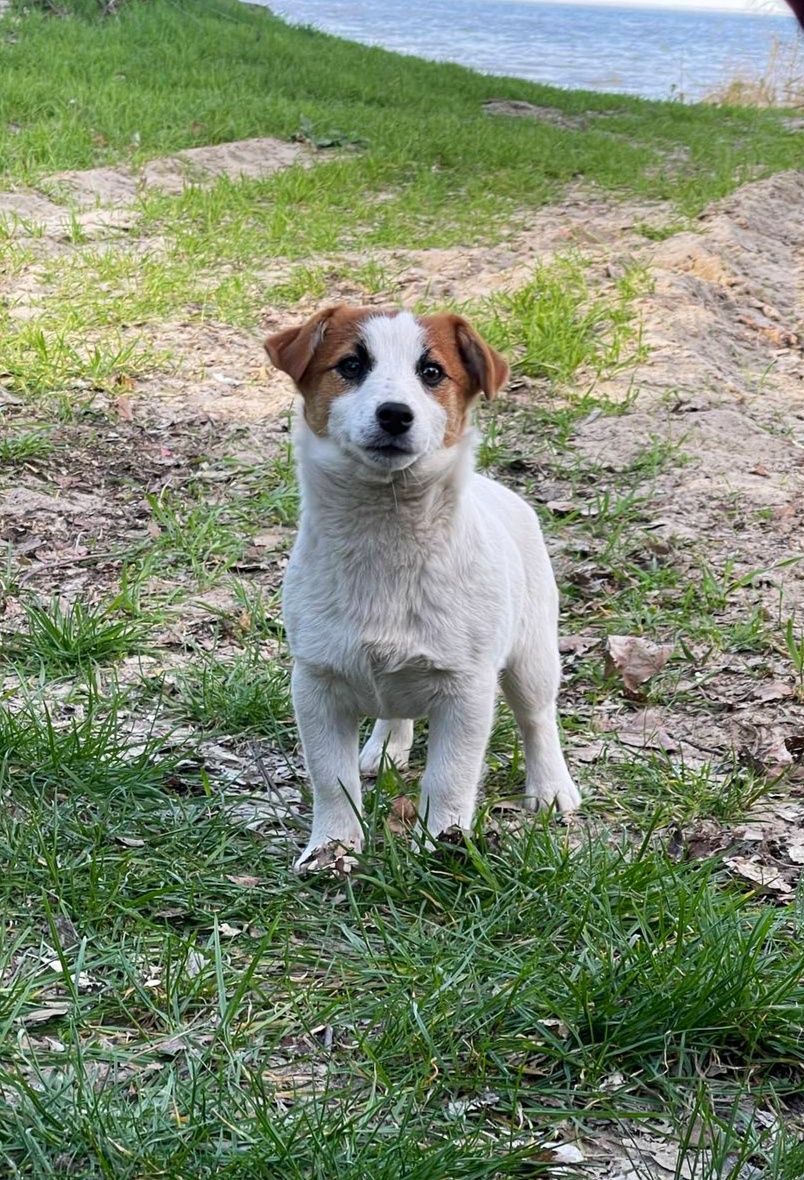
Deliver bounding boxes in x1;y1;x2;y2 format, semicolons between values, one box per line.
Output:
359;719;414;775
501;650;580;815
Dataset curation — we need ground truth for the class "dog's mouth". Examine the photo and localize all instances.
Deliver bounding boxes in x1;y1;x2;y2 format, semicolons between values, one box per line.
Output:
343;435;421;473
365;442;411;458
359;437;419;466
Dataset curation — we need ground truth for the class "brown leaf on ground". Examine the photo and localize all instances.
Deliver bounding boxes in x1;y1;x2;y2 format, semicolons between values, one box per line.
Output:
604;635;675;695
297;842;360;878
558;633;600;656
546;499;598;517
387;795;417;835
724;855;793;895
741;730;794;775
682;820;734;861
750;680;794;705
114;394;134;421
612;709;679;753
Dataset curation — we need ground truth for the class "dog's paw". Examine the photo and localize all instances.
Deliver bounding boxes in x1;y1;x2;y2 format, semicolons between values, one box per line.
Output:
358;740;411;776
293;839;362;877
525;776;582;815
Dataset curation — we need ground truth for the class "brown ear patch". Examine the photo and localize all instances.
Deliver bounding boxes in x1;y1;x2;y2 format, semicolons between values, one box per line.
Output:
454;319;509;399
265;305;397;436
420;314;509;445
265;305;340;385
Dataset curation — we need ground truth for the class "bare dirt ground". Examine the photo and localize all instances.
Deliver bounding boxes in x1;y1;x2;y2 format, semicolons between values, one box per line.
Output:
2;141;804;1173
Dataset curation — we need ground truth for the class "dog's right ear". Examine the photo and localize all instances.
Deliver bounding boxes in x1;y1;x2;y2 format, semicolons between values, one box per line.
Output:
265;305;342;385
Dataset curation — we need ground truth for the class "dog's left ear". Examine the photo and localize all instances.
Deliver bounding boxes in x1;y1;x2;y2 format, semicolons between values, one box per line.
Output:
454;316;509;400
265;305;342;384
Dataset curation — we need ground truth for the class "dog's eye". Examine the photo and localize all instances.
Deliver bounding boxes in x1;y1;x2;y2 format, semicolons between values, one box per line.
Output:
336;354;365;381
419;361;444;388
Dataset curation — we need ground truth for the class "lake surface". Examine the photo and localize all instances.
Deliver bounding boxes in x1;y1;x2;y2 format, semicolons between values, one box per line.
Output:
261;0;800;101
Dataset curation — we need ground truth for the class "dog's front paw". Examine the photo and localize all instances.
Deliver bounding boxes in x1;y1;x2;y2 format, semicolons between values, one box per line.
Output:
526;775;582;815
294;838;362;876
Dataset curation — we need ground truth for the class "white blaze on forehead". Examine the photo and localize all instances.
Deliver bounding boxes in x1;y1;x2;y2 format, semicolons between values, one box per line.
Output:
361;311;425;371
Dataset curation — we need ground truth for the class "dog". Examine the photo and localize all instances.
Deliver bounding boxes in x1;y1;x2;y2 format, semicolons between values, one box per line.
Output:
265;305;580;869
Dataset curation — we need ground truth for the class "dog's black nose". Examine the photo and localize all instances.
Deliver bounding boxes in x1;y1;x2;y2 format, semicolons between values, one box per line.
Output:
376;401;414;437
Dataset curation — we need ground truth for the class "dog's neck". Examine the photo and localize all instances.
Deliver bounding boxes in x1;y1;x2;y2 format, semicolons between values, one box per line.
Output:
293;415;476;532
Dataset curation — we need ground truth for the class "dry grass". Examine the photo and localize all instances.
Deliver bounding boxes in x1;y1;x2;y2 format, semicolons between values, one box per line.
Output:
705;34;804;109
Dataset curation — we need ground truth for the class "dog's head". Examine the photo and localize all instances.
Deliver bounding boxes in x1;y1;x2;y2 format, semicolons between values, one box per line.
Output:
265;305;509;472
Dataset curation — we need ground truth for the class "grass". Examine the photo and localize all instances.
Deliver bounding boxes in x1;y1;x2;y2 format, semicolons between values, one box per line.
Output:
704;34;804;109
0;0;798;402
1;596;148;673
0;685;178;795
0;790;801;1176
0;317;163;397
145;491;246;583
2;0;800;219
0;0;802;1173
175;650;292;740
0;428;52;464
587;753;772;824
476;259;648;382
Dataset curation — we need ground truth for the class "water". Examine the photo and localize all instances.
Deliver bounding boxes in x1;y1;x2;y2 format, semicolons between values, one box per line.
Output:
262;0;800;101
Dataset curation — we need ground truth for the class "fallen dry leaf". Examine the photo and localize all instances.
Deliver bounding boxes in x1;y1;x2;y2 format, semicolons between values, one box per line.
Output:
251;529;287;549
750;681;794;705
614;709;678;753
548;1144;585;1164
546;499;597;517
185;950;206;978
218;922;242;938
742;731;794;775
605;635;675;695
114;394;133;421
786;840;804;865
570;740;608;764
724;855;793;894
446;1090;501;1118
558;634;600;656
387;795;417;835
297;841;360;878
157;1035;190;1057
20;1004;71;1026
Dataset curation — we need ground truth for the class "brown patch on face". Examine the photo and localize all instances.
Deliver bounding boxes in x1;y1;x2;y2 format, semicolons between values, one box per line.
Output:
419;314;510;445
265;304;397;436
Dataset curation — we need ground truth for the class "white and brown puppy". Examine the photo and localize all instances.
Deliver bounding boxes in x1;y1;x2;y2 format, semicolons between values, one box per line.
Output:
266;305;580;869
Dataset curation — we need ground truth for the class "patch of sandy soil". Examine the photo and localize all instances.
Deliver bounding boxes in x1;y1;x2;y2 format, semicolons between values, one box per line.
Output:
482;98;613;130
0;136;313;242
46;137;313;207
575;170;804;596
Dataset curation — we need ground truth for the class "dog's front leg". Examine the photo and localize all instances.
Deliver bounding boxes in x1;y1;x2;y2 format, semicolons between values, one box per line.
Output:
291;663;362;869
418;676;496;841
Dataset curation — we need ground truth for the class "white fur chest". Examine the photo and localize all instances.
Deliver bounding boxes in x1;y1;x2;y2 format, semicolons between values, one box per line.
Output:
282;431;516;719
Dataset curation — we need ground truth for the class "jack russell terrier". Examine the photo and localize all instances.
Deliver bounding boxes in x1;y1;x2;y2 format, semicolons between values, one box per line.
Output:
266;305;580;869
